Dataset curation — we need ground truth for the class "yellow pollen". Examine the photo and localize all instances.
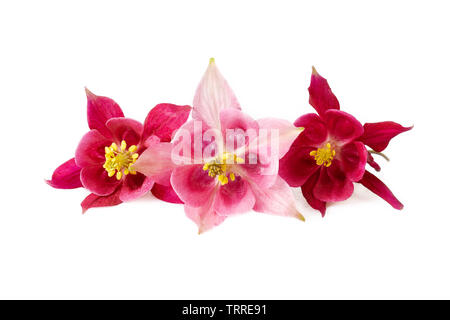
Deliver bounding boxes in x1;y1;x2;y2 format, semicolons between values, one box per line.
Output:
103;140;139;180
202;153;243;185
310;143;336;167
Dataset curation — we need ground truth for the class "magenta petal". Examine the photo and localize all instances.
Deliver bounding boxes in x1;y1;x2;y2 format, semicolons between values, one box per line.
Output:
185;201;226;234
308;67;340;116
119;173;154;202
151;183;183;204
313;163;354;202
293;113;328;146
47;158;82;189
279;143;319;187
142;103;191;143
105;118;143;147
75;130;112;167
86;88;124;139
323;110;364;144
81;188;122;213
301;170;326;216
214;177;255;216
359;121;413;152
359;170;404;210
367;152;381;172
80;166;120;196
339;141;367;182
171;165;218;207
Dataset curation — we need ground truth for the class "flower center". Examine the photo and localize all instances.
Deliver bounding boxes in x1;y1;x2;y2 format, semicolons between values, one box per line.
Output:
309;143;336;167
103;140;139;180
203;152;244;185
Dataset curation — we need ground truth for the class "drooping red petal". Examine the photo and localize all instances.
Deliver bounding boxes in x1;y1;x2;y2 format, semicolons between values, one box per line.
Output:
359;170;404;210
170;165;218;207
151;183;183;204
359;121;413;152
279;143;319;187
81;188;123;213
105;118;143;147
338;141;367;182
142;103;191;143
80;166;120;196
301;170;326;216
75;129;112;168
367;152;381;172
323;109;364;144
214;177;255;216
293;113;328;147
46;158;82;189
313;162;354;202
119;173;154;202
308;67;340;117
85;88;124;139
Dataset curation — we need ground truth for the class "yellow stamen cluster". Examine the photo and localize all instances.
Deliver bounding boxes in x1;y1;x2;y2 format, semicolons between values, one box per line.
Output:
103;140;139;180
202;153;244;185
310;143;336;167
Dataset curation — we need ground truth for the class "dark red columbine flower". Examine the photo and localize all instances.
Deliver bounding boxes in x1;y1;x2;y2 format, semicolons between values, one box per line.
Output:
47;88;190;212
279;67;412;216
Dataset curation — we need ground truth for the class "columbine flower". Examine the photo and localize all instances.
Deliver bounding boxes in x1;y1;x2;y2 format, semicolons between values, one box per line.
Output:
135;59;303;233
279;67;411;215
47;89;191;212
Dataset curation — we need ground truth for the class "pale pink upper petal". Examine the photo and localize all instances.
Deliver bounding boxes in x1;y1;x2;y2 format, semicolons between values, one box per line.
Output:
214;177;255;216
219;109;259;153
193;59;241;129
133;142;177;178
86;88;124;139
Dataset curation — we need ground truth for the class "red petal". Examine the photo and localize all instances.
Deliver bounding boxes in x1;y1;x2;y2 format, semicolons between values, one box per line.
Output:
86;88;124;139
313;162;354;202
279;143;319;187
75;129;112;167
119;173;154;202
80;166;120;196
367;152;381;172
293;113;328;146
105;118;143;147
308;67;340;116
359;121;412;152
323;110;364;144
142;103;191;143
338;141;367;182
359;170;403;210
81;188;122;213
151;183;183;204
301;170;326;216
47;158;82;189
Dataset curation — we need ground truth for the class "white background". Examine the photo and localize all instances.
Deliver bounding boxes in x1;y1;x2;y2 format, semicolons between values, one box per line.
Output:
0;0;448;299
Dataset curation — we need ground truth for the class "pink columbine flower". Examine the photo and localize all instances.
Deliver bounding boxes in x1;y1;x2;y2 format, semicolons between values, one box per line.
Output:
135;59;304;233
279;67;412;215
47;89;191;212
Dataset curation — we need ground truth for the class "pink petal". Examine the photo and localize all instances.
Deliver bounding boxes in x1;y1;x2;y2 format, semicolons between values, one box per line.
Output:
119;173;154;202
256;118;303;159
220;108;259;152
133;142;177;178
279;144;319;187
214;177;256;216
185;202;226;234
46;158;82;189
75;129;112;167
250;176;304;220
105;118;143;147
86;88;124;139
193;59;241;129
142;103;191;143
238;152;278;189
323;110;364;144
301;170;327;216
81;188;122;214
359;121;413;152
313;162;354;202
367;152;381;172
80;166;120;196
308;67;340;117
151;183;183;204
359;170;404;210
171;165;218;207
293;113;328;147
338;141;367;182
